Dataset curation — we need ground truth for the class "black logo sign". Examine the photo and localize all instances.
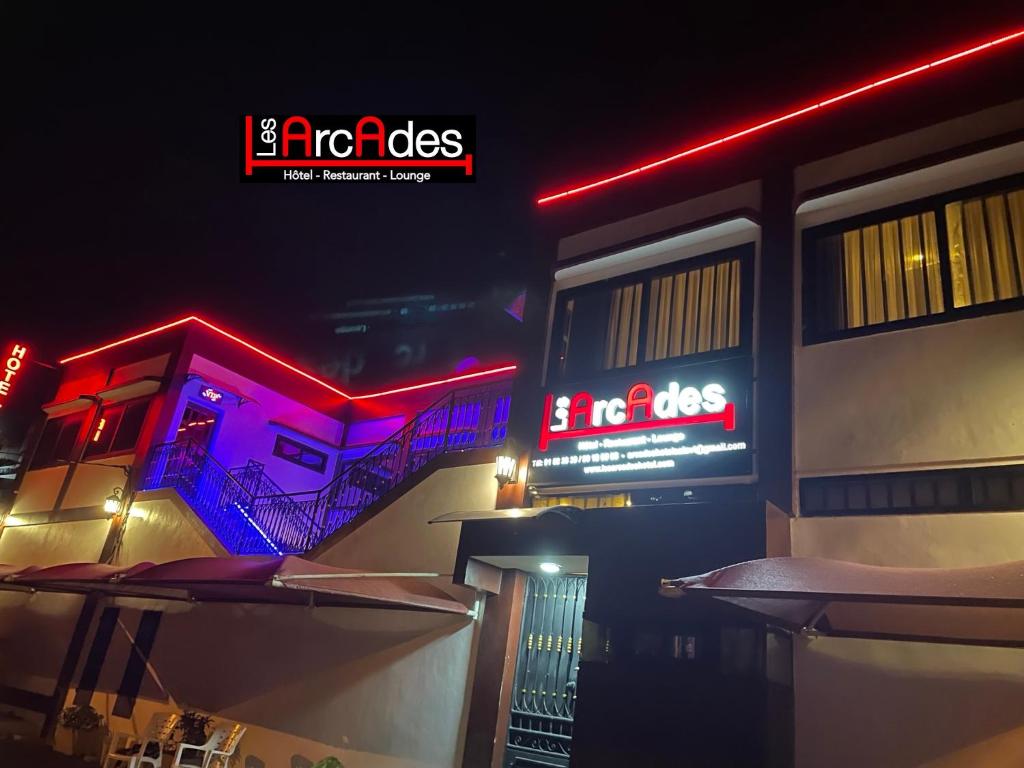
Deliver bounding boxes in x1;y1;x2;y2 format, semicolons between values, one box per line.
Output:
241;115;475;184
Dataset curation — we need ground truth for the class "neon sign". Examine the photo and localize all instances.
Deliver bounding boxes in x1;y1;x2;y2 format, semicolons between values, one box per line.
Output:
0;343;28;409
531;359;753;486
200;386;224;404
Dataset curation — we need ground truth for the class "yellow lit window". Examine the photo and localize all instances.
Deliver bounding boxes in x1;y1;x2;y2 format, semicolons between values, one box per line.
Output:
643;256;741;362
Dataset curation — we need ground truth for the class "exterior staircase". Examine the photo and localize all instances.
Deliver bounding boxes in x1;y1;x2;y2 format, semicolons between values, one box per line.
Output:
143;381;511;555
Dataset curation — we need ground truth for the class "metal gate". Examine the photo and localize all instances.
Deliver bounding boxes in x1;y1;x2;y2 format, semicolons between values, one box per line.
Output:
504;574;587;768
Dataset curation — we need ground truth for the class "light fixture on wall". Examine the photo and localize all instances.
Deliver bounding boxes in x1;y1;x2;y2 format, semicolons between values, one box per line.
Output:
539;562;561;574
103;488;123;515
495;454;519;487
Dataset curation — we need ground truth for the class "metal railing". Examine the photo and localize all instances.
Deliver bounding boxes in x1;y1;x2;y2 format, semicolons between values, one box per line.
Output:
144;440;300;555
144;380;511;554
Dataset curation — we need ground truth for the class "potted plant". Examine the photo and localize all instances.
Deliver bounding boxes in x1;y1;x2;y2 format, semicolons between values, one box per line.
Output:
177;709;214;747
57;703;106;760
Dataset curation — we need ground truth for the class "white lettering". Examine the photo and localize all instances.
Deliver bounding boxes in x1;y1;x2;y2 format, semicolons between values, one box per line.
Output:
440;129;463;157
592;399;608;426
678;386;702;415
605;398;626;425
387;121;416;158
701;383;726;413
653;382;679;418
329;129;353;157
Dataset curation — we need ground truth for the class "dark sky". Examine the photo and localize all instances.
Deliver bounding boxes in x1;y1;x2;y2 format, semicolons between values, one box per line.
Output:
4;3;1023;361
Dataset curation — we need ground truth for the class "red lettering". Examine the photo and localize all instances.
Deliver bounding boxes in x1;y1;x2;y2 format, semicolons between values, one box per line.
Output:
355;116;386;158
281;116;312;158
626;383;653;422
567;392;593;430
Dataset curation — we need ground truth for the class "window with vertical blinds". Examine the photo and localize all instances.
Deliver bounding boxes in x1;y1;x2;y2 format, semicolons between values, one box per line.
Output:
552;244;750;381
807;178;1024;340
643;257;741;361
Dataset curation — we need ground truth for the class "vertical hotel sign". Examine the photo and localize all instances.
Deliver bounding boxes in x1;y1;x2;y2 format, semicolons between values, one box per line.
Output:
241;115;475;183
530;358;754;486
0;343;28;409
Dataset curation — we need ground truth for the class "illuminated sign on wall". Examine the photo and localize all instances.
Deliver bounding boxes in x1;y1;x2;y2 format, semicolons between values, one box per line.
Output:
530;358;753;486
199;386;225;404
0;343;28;409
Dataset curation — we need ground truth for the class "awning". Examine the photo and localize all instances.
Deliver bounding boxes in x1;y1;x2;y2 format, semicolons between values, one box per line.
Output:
1;556;468;615
660;557;1024;647
42;396;95;416
429;504;581;524
96;376;164;403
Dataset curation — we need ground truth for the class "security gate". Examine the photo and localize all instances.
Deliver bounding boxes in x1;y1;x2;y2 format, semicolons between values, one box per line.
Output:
504;574;587;767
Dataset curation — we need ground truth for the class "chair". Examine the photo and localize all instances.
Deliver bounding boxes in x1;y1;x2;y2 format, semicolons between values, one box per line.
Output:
170;723;246;768
104;712;181;768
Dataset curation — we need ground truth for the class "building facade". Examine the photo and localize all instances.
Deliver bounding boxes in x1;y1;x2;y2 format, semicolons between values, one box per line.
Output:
0;316;515;766
453;39;1024;768
2;30;1024;768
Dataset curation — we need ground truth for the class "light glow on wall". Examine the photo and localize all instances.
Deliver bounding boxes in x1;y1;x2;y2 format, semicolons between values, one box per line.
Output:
536;26;1024;205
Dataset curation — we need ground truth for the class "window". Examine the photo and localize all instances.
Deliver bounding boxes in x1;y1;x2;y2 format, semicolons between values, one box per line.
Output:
806;176;1024;341
552;244;750;381
31;413;86;468
84;399;151;457
800;465;1024;517
273;435;328;474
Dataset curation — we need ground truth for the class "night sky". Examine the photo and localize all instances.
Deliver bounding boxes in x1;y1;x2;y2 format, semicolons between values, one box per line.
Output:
4;3;1022;362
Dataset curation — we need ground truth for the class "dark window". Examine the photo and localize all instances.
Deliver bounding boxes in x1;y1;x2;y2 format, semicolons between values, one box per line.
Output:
273;435;328;474
804;175;1024;342
551;243;752;382
800;465;1024;517
31;413;86;468
84;399;151;458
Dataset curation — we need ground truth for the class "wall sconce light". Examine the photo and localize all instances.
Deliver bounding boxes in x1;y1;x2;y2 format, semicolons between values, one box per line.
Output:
495;455;519;487
103;488;123;516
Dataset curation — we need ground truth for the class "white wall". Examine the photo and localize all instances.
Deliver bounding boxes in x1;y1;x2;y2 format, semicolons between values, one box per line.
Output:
795;636;1024;768
791;511;1024;767
794;311;1024;478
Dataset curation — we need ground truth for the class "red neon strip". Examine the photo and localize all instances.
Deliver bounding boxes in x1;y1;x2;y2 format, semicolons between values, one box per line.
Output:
536;27;1024;205
539;403;736;451
350;364;518;399
57;315;516;401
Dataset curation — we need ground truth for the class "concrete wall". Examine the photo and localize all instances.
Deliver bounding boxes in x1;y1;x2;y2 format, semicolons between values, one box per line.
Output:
318;462;496;578
0;458;497;768
0;519;110;702
794;311;1024;478
794;636;1024;768
791;512;1024;767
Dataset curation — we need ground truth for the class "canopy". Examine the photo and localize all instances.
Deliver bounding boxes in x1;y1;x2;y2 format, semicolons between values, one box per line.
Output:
429;504;581;524
660;557;1024;647
0;556;468;615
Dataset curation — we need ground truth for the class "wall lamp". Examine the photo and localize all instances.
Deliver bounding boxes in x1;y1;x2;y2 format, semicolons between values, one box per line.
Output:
495;454;519;487
103;488;124;516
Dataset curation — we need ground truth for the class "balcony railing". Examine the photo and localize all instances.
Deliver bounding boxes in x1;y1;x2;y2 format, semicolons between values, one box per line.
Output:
144;380;511;554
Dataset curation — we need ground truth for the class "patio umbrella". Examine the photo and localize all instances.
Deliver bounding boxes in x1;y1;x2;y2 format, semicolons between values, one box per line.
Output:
660;556;1024;646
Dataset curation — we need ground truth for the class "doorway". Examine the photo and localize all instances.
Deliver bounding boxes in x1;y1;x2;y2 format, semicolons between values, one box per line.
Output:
176;402;218;449
504;573;587;767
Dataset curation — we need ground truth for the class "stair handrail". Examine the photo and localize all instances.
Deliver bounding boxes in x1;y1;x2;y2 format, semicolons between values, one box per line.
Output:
149;437;256;500
253;379;508;501
148;438;323;539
